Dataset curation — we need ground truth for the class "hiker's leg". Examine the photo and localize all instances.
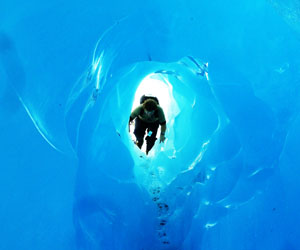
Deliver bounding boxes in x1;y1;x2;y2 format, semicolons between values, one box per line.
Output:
145;122;159;154
134;117;147;148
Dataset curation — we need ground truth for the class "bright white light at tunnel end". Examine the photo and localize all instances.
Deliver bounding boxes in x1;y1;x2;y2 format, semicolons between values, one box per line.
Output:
131;73;173;116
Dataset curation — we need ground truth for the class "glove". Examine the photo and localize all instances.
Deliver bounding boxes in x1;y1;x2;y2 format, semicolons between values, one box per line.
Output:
159;134;166;143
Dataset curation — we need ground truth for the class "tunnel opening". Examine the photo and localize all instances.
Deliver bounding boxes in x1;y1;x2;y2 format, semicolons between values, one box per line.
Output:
129;72;179;158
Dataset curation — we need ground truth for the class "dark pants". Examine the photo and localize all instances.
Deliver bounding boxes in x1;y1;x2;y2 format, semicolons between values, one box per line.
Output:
134;117;159;154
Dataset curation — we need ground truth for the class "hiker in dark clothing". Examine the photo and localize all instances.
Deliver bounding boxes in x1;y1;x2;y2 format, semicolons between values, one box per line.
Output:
129;96;166;155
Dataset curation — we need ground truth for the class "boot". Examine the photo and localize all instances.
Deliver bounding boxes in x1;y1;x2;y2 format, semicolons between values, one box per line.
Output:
136;139;143;149
146;137;156;154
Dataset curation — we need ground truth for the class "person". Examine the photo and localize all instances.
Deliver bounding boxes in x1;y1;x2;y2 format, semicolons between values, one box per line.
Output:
129;96;166;155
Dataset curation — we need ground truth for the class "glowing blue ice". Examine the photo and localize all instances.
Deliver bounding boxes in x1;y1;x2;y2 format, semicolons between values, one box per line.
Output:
1;0;300;249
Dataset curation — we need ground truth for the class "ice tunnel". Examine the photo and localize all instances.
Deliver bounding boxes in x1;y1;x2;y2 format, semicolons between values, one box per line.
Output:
1;0;300;249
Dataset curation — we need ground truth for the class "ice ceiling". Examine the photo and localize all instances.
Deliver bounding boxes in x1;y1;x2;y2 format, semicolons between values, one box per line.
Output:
1;0;300;249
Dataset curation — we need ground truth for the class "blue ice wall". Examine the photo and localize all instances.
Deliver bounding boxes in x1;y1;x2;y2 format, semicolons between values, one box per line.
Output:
1;0;300;249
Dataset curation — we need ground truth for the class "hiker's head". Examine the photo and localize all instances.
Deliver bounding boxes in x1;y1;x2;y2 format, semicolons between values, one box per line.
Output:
143;99;158;112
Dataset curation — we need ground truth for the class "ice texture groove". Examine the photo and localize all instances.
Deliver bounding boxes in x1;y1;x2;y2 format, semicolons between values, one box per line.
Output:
1;0;300;249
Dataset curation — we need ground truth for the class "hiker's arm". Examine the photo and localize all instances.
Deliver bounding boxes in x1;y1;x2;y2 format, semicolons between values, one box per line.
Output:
160;123;166;135
129;106;141;122
129;106;142;131
159;123;166;143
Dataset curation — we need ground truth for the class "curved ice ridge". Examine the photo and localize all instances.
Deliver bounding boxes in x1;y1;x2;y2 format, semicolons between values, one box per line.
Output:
64;21;285;249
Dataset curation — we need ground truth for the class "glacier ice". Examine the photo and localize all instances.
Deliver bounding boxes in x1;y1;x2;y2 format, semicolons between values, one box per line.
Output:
1;0;300;249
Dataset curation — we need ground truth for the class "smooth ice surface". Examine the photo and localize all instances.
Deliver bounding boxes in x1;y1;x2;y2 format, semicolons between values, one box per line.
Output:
1;0;300;249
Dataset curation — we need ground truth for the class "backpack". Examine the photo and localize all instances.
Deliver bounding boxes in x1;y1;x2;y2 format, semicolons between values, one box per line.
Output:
140;95;159;105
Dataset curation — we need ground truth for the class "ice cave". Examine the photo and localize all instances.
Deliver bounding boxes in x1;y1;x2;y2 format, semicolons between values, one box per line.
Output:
1;0;300;249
